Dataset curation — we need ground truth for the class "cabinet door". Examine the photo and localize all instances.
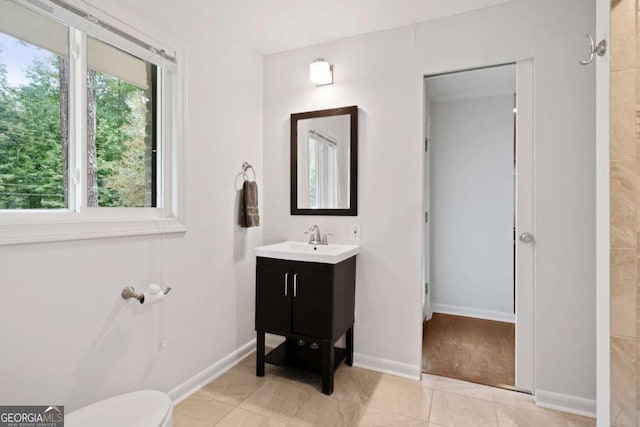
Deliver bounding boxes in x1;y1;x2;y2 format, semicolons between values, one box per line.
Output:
292;267;333;339
256;264;291;333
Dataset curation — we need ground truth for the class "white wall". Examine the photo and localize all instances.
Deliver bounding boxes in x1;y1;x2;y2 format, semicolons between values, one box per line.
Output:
263;0;596;404
430;95;514;318
0;0;263;411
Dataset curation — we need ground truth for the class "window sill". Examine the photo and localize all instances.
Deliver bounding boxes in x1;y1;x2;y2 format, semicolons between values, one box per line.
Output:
0;217;186;246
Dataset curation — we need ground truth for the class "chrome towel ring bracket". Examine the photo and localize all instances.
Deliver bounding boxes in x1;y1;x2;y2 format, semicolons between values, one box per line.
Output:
242;162;256;180
580;34;607;65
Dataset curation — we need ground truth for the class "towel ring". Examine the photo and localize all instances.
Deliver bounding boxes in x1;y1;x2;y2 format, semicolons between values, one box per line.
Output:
242;162;256;180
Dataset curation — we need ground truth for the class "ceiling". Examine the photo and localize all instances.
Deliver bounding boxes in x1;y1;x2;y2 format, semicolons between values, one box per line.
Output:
187;0;512;55
425;63;516;103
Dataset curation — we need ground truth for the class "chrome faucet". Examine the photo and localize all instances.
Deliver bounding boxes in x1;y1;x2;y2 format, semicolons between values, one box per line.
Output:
306;224;332;245
304;224;333;245
307;225;322;245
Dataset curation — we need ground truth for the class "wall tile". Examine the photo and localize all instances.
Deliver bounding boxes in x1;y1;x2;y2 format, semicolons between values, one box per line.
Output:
611;160;637;248
611;2;638;426
637;320;640;410
637;10;640;100
611;0;636;72
611;71;636;160
611;336;636;426
611;279;636;337
612;249;636;282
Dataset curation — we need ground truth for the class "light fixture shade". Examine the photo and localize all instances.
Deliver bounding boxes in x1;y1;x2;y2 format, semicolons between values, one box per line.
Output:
310;58;333;86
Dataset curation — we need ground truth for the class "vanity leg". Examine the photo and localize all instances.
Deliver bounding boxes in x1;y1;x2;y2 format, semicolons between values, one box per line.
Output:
321;341;334;395
346;326;354;367
256;330;265;377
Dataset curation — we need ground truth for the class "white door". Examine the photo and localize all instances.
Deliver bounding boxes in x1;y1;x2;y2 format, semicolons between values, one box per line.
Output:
422;60;535;392
514;59;535;392
595;0;610;424
423;87;432;321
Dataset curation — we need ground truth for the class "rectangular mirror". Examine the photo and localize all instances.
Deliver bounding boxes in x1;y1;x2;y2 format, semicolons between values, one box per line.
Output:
291;106;358;216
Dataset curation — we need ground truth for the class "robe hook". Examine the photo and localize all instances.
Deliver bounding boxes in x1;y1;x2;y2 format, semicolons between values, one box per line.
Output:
580;34;607;65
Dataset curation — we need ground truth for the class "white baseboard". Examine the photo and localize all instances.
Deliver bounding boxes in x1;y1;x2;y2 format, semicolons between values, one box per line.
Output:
168;339;256;405
353;353;421;381
432;303;515;323
534;389;596;418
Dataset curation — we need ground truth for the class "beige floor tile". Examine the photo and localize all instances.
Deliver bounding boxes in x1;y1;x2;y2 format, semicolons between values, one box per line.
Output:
176;358;588;427
265;364;322;389
562;413;596;427
215;407;286;427
238;352;257;371
433;376;495;402
174;396;234;425
331;365;384;405
289;393;367;426
358;406;429;426
238;351;323;390
238;379;312;424
490;388;537;411
420;374;437;389
368;375;433;420
495;403;567;427
173;413;214;427
197;367;265;405
237;349;273;374
429;390;498;427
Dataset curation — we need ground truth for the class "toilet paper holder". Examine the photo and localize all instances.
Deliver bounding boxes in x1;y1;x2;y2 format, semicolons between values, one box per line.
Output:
121;285;171;304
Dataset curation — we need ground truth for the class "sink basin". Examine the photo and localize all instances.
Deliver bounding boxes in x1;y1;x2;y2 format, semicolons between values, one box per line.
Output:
254;241;360;264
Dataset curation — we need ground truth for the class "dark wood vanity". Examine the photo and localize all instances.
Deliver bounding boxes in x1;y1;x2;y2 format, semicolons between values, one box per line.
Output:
254;255;357;394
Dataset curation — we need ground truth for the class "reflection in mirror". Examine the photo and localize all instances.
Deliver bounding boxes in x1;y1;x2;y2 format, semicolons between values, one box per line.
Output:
291;106;357;216
297;115;350;209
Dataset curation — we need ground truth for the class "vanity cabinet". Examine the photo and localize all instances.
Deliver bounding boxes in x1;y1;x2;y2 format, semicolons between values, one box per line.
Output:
255;255;356;395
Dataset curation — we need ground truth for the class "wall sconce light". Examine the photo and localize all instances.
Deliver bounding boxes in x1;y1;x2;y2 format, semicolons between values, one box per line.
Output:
310;58;333;86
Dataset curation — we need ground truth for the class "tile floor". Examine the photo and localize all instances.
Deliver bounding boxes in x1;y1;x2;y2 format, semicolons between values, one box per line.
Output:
174;351;595;426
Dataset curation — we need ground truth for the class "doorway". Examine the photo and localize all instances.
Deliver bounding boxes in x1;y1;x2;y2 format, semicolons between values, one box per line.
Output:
421;61;534;392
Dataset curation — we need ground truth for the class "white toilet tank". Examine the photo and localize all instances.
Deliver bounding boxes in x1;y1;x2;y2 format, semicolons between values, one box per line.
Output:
66;390;173;427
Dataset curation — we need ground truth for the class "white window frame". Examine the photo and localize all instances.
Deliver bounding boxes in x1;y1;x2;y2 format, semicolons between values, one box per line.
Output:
0;0;187;245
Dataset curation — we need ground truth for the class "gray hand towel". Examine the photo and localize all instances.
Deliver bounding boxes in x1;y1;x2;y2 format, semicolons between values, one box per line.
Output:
240;180;260;228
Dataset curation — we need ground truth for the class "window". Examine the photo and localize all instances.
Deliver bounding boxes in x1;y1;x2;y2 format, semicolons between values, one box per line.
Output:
0;0;185;244
0;5;69;209
307;129;340;209
87;37;157;208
